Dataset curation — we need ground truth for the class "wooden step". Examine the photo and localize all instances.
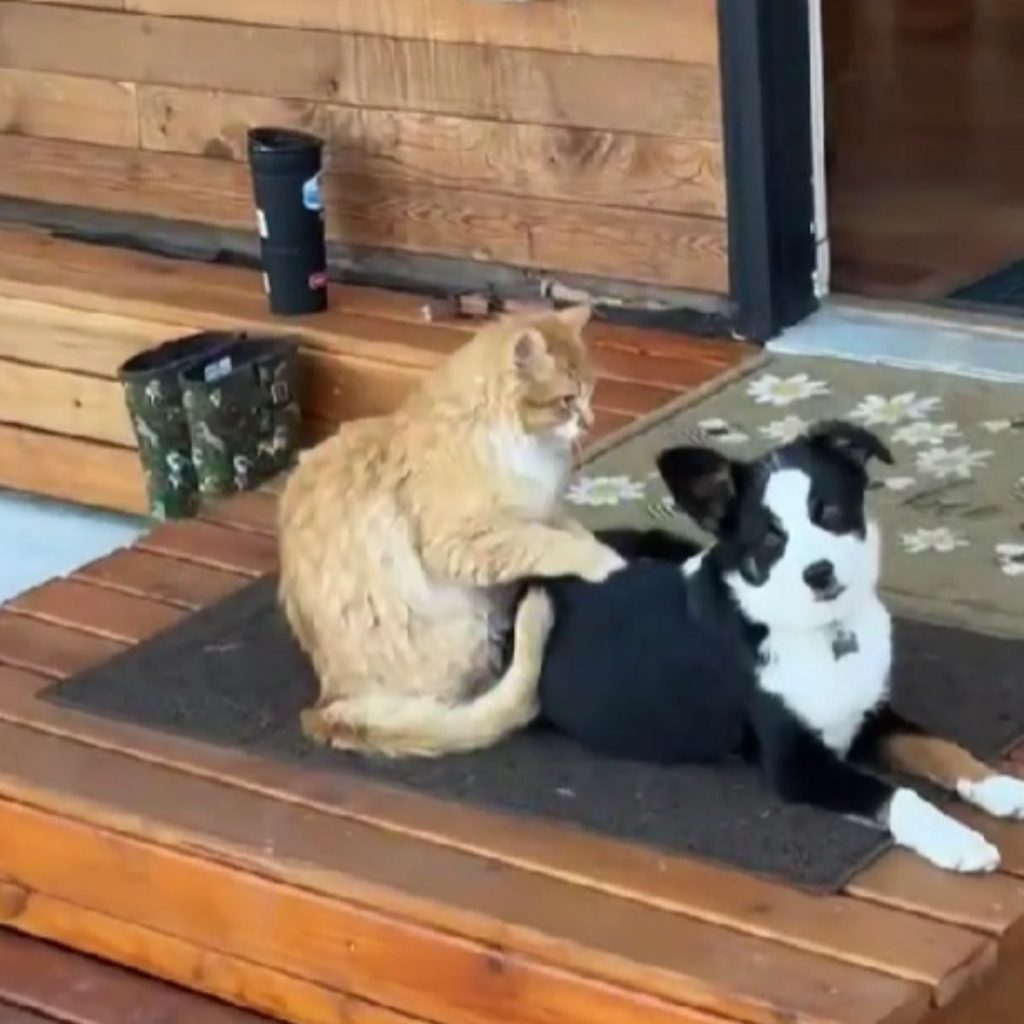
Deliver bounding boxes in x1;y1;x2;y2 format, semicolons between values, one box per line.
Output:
0;225;757;515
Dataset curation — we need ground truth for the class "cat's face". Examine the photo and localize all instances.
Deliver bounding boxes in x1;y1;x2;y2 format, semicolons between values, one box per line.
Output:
511;306;596;443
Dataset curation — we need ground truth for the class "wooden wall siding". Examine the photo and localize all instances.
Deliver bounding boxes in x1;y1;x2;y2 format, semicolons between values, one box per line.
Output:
0;2;728;293
125;0;721;64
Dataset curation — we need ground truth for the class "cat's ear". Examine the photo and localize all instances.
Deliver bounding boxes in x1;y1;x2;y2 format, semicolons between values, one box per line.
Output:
512;328;548;375
656;446;741;535
555;304;592;333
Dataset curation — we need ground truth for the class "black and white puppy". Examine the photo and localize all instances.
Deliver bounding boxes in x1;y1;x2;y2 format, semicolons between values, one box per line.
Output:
534;420;1024;873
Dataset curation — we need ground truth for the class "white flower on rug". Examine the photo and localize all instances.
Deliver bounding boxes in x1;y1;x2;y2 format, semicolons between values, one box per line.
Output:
915;445;992;480
745;373;830;407
760;415;809;444
901;527;969;554
849;392;941;426
981;419;1013;434
996;543;1024;577
882;476;917;492
697;417;749;444
566;475;647;507
892;421;961;447
647;495;678;522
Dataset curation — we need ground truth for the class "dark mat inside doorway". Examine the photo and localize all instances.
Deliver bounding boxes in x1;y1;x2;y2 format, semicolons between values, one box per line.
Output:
44;575;1024;891
949;259;1024;310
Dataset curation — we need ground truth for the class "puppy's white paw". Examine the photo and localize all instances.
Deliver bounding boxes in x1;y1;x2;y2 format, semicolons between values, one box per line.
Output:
958;775;1024;820
888;788;1000;873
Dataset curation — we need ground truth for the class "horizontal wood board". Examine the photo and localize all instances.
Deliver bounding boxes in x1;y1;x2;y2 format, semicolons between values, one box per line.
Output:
0;2;728;292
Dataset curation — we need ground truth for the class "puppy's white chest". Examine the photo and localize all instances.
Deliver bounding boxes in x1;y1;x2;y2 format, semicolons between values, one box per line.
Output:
757;599;892;754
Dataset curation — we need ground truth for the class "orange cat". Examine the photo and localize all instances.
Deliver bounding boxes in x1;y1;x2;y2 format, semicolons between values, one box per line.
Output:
278;305;622;758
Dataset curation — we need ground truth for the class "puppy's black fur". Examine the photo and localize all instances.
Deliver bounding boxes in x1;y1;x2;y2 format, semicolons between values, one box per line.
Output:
537;549;756;763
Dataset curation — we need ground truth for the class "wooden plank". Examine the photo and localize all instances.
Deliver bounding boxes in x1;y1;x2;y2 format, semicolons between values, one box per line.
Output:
590;344;735;391
594;378;681;417
0;67;136;149
0;929;274;1024
26;0;124;7
0;229;740;370
137;87;727;217
848;850;1024;937
0;136;729;291
7;579;182;644
0;601;997;1006
0;612;122;678
0;880;423;1024
0;244;456;374
924;935;1024;1024
300;351;420;422
0;1005;49;1024
199;491;278;536
138;521;278;576
0;359;133;446
0;223;735;384
73;548;250;608
0;717;935;1024
0;294;188;377
125;0;720;65
0;5;722;138
0;424;147;515
591;409;635;444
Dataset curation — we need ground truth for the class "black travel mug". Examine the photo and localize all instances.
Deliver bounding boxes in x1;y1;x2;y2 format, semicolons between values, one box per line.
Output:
247;127;329;316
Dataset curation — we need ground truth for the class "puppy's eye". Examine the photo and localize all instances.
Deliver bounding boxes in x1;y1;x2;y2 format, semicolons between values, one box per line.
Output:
812;500;843;529
763;525;785;550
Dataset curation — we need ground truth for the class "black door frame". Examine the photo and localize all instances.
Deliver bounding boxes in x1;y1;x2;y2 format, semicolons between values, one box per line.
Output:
718;0;818;343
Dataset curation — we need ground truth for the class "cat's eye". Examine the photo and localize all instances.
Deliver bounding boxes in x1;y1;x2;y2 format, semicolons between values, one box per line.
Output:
559;396;575;410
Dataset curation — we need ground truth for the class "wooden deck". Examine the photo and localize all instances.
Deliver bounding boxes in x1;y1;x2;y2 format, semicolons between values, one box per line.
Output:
0;488;1023;1024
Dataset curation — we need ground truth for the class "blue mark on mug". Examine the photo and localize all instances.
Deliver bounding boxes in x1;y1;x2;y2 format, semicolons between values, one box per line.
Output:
302;172;324;212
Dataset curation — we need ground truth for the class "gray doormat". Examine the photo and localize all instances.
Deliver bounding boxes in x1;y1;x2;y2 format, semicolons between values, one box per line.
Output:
44;576;1024;891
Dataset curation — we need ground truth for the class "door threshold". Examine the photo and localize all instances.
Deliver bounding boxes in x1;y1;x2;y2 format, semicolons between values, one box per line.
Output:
769;298;1024;383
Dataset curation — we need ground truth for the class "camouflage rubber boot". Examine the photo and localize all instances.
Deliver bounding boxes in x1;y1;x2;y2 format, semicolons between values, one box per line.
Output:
119;332;236;520
181;334;302;498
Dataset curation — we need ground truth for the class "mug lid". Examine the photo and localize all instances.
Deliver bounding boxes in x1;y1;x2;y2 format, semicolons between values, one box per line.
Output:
248;127;324;153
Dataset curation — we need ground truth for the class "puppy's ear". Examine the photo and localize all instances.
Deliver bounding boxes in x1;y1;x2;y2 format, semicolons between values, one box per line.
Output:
807;419;894;468
656;447;740;535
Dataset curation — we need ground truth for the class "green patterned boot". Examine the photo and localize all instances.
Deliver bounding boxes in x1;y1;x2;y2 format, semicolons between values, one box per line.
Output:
181;334;302;498
119;333;233;520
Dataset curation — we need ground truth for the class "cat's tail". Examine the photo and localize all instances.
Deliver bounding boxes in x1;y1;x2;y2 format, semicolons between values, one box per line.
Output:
302;588;554;758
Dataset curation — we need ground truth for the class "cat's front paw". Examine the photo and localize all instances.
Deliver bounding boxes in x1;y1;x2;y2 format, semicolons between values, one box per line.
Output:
888;788;1000;873
958;775;1024;819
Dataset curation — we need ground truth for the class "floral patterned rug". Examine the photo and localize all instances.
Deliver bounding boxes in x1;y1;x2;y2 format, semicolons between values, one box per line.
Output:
571;355;1024;638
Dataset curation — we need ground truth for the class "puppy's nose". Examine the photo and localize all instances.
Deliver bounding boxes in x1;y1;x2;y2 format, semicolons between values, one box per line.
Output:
803;560;835;591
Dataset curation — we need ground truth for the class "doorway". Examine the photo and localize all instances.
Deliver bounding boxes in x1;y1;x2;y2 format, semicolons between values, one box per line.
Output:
822;1;1024;315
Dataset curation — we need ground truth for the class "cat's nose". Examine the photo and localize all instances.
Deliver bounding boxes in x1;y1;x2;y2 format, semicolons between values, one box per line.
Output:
803;560;836;592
